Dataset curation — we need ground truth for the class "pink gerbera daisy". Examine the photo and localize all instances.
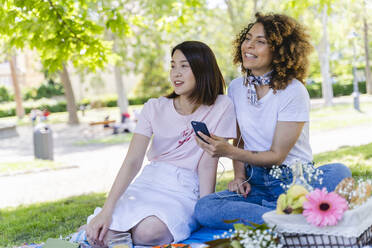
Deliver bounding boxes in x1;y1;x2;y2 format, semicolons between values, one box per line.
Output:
303;188;348;227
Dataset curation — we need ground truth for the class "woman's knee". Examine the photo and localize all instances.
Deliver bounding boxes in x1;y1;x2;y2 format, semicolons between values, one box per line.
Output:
194;193;222;225
131;216;173;245
101;230;125;247
317;163;352;191
319;163;351;178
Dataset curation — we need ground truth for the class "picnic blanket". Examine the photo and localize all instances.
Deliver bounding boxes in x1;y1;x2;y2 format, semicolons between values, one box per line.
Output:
15;228;372;248
181;227;227;246
14;228;223;248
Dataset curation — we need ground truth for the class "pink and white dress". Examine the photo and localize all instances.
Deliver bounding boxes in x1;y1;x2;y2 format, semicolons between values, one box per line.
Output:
90;95;236;242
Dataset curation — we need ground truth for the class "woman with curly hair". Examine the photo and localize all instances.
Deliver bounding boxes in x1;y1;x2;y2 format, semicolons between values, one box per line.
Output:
193;13;351;229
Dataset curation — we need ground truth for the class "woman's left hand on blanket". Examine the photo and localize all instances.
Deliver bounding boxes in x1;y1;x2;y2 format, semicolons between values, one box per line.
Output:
86;210;112;246
195;132;232;158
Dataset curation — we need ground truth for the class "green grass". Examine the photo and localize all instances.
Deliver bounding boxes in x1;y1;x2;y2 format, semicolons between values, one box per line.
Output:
216;170;234;191
0;194;106;247
310;102;372;131
73;133;133;146
314;142;372;180
0;160;66;175
1;142;372;247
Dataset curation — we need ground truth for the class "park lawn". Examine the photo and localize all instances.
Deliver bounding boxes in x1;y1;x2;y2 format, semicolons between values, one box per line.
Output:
73;133;133;146
310;102;372;131
1;143;372;247
313;142;372;180
0;194;106;247
0;160;66;175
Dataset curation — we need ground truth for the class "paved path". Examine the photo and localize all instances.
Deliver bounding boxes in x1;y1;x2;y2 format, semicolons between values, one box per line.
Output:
1;95;372;209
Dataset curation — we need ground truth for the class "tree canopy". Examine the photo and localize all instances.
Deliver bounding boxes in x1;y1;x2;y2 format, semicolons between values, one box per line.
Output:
0;0;371;111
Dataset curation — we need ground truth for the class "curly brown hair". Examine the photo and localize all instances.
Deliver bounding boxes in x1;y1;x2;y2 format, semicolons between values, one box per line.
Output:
233;12;313;90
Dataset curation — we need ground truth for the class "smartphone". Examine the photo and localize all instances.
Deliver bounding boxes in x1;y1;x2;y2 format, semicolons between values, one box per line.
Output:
191;121;211;144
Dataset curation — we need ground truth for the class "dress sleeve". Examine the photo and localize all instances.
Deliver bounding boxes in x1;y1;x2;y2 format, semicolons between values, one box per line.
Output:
278;82;310;122
133;99;154;137
212;97;237;139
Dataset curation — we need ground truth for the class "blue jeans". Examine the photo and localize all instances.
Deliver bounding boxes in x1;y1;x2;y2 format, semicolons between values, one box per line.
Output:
194;163;351;229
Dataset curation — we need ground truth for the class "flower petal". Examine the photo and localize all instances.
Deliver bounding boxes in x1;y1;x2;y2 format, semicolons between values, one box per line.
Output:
302;188;347;227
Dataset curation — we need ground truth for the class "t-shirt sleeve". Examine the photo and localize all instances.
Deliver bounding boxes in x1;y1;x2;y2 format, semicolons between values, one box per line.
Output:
227;79;237;102
133;100;154;137
212;97;237;139
278;82;310;122
227;84;234;101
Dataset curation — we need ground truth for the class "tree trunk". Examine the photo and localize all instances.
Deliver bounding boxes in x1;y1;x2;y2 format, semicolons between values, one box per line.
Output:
318;6;333;106
112;37;129;117
224;0;249;34
224;0;238;34
60;65;79;124
114;66;128;115
253;0;258;13
9;56;25;119
363;16;372;94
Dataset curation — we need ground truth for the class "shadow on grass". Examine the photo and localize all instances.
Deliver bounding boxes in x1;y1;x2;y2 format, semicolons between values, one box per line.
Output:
0;194;106;247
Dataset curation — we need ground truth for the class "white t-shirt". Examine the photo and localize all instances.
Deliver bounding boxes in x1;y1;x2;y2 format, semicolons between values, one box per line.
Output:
228;77;313;165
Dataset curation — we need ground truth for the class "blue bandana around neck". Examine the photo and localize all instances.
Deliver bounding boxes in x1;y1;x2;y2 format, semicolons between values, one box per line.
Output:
244;70;273;105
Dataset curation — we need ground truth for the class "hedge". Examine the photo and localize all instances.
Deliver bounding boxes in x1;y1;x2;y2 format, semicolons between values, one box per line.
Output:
0;81;369;118
306;81;367;98
0;99;67;118
0;96;152;118
0;86;13;103
23;81;64;100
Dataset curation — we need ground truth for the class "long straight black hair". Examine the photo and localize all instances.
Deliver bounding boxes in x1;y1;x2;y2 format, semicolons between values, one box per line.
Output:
167;41;225;106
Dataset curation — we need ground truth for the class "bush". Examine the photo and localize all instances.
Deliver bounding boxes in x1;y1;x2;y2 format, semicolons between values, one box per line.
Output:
305;83;322;98
105;96;118;107
79;96;151;109
306;81;367;98
23;80;64;100
333;82;366;96
0;98;67;118
0;107;15;118
128;97;151;105
0;95;151;118
0;86;13;102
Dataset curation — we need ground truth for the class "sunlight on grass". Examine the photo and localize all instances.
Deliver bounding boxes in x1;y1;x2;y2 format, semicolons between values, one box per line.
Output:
0;194;106;247
73;133;133;146
310;102;372;131
216;170;234;191
314;143;372;180
0;160;65;175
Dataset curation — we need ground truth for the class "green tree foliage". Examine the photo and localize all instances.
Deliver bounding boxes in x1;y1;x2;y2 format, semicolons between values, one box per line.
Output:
133;49;171;98
1;0;369;105
0;0;113;73
127;0;206;98
0;0;117;123
0;86;13;102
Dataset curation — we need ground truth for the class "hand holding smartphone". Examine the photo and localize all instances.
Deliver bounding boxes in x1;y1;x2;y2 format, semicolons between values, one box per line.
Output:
191;121;211;144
